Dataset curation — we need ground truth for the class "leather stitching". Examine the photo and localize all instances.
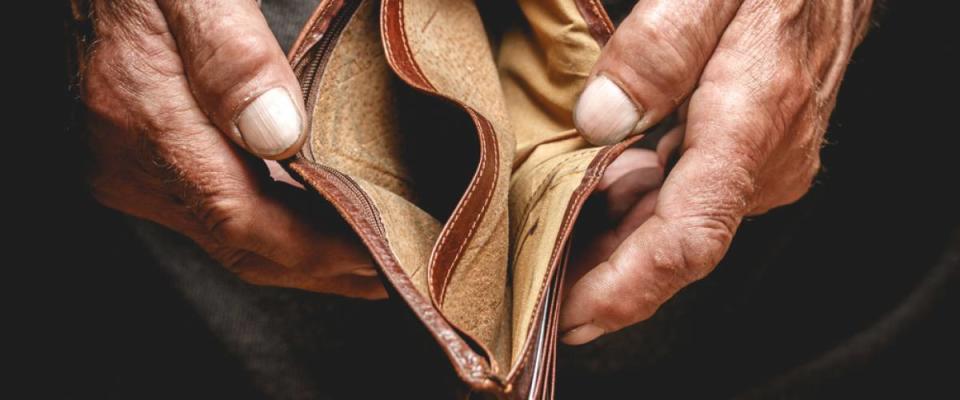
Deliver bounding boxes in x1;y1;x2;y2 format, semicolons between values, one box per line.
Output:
288;160;492;384
382;0;500;310
379;0;503;386
290;0;341;66
513;151;596;228
505;139;634;384
438;114;498;304
587;0;614;36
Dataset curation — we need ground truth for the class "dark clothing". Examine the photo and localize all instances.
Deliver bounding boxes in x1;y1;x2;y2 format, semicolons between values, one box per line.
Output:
51;1;960;399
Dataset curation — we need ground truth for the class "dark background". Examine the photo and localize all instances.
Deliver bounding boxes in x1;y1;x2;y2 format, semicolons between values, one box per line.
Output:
36;1;958;398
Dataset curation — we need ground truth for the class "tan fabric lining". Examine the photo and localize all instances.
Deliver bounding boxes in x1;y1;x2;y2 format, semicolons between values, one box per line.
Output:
499;0;602;365
355;179;439;295
303;0;603;374
308;0;441;297
401;0;515;370
310;0;415;202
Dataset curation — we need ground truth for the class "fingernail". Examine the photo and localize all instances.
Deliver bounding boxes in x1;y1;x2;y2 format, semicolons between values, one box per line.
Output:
573;75;643;145
236;87;303;158
561;324;605;345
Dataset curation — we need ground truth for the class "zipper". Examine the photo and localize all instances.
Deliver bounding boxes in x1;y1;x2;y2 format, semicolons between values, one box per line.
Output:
289;0;503;388
299;0;362;113
291;0;380;236
313;163;386;237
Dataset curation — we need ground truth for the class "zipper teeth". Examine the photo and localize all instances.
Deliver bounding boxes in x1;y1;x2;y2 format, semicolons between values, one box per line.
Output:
298;52;323;96
292;0;498;385
315;164;386;237
299;0;361;104
293;0;379;235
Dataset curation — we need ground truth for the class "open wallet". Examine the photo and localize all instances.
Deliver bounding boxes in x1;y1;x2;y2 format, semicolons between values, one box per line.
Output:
282;0;642;398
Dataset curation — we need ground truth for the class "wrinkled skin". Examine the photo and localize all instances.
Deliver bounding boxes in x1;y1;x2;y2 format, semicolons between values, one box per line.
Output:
80;0;873;338
81;0;385;299
561;0;874;344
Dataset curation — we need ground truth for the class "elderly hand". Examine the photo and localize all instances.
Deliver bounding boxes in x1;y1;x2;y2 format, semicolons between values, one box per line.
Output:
81;0;385;299
561;0;873;344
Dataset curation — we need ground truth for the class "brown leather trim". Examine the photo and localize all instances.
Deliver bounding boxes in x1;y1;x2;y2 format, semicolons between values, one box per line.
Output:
503;3;618;397
542;240;571;400
284;158;496;388
380;0;505;382
575;0;615;45
510;266;562;400
283;0;501;391
285;0;624;396
288;0;346;67
434;113;499;306
503;134;645;389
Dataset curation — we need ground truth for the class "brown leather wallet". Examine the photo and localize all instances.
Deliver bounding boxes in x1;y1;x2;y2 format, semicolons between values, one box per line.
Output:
283;0;638;398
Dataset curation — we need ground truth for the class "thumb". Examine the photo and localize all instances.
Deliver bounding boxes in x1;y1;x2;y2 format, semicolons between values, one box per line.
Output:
573;0;740;145
158;0;306;159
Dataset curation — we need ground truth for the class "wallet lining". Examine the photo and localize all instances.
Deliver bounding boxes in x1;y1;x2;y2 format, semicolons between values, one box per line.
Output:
292;0;616;383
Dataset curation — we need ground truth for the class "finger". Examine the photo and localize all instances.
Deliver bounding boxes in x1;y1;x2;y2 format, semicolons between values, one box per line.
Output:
565;125;684;292
596;124;683;221
85;1;375;290
229;253;387;300
265;160;305;189
573;0;741;144
206;182;379;279
560;2;810;344
597;148;661;222
565;187;660;293
561;136;752;346
157;0;306;159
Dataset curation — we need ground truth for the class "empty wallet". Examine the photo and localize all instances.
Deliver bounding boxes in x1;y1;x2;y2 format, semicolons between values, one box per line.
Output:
281;0;641;398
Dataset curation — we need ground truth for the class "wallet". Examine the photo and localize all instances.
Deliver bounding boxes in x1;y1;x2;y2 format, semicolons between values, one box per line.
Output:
282;0;640;398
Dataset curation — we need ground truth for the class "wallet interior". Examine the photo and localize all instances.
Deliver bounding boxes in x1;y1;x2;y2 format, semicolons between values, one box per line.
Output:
286;0;619;382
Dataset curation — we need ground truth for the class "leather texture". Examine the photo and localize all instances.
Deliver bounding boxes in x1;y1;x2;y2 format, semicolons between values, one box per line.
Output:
282;0;638;398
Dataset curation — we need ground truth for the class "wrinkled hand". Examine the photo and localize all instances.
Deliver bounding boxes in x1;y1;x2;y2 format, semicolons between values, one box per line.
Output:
561;0;873;344
82;0;385;299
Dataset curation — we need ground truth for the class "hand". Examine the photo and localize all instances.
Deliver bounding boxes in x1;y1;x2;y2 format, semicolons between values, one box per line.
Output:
81;0;385;299
561;0;873;344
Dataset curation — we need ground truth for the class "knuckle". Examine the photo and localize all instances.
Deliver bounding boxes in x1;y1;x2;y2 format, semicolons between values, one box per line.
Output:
644;244;696;300
610;11;707;101
591;281;657;325
194;33;275;86
217;250;258;275
669;212;737;282
678;220;731;278
780;185;810;207
684;156;758;213
751;63;814;137
710;49;814;125
81;39;182;129
622;28;699;94
81;46;126;122
769;62;815;108
596;258;674;325
132;132;189;182
782;155;821;205
196;191;255;246
217;252;274;287
595;297;649;326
